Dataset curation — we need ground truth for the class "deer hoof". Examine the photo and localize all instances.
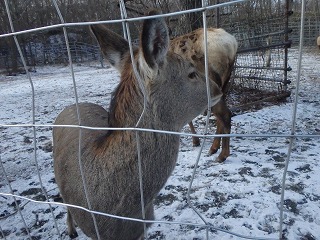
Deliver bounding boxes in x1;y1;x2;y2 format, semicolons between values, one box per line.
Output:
193;139;200;147
208;148;219;155
69;231;78;239
192;136;200;147
215;154;227;163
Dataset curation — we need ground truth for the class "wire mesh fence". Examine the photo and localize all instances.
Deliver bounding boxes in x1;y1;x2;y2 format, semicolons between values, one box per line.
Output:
289;16;320;45
0;0;320;239
0;41;102;73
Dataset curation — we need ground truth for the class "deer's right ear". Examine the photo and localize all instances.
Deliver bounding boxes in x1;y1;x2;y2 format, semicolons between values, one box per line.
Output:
90;25;129;72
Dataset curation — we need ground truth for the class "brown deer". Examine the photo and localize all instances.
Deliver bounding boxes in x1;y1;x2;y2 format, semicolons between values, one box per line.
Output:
53;11;222;240
170;28;238;162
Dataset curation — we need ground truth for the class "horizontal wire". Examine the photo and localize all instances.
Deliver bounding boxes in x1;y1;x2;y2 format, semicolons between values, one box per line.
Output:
0;0;248;39
0;123;318;139
0;192;277;240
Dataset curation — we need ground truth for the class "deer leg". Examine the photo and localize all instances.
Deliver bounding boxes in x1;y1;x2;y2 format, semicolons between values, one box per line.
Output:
208;118;222;155
136;204;154;240
209;100;231;163
67;209;78;239
217;115;231;163
137;234;144;240
189;121;200;147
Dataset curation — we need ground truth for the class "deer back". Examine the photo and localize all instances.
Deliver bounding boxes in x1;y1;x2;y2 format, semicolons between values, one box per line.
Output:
170;28;238;92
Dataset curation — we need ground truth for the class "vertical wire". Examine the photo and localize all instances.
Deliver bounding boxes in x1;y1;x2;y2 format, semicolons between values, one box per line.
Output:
0;224;6;240
186;1;211;239
119;0;128;40
3;1;61;238
119;0;148;109
119;0;148;127
202;2;212;131
119;1;148;237
278;0;306;238
0;154;31;239
51;1;101;239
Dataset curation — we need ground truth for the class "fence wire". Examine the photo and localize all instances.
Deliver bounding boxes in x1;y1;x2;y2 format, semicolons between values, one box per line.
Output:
0;0;319;239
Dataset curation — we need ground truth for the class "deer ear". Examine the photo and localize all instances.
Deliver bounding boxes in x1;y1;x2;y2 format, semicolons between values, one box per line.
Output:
90;24;129;72
140;10;169;69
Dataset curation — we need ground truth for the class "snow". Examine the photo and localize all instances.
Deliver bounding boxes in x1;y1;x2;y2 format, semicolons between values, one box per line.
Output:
0;48;319;240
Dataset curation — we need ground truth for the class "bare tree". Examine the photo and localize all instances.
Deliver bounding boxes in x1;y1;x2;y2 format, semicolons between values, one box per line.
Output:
180;0;203;30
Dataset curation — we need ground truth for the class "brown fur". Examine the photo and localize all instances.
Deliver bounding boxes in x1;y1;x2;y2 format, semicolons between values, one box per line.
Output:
170;28;238;162
53;11;222;240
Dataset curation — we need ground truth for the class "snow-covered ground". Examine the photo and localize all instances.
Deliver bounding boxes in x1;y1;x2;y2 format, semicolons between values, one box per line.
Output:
0;48;319;240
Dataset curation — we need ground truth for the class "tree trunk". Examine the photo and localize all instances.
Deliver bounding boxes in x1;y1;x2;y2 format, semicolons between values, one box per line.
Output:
181;0;203;31
7;37;19;75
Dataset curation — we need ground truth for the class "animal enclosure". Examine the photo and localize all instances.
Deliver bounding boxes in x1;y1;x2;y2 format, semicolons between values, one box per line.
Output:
0;0;295;109
1;0;320;240
217;0;292;111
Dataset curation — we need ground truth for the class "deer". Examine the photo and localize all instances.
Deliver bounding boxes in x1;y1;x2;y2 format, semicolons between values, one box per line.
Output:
169;27;238;162
53;10;222;240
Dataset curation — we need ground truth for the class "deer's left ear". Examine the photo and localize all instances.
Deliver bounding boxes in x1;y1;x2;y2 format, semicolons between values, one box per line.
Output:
140;10;169;69
90;24;129;73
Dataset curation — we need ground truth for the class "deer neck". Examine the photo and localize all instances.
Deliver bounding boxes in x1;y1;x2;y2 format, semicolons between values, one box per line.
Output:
108;66;183;133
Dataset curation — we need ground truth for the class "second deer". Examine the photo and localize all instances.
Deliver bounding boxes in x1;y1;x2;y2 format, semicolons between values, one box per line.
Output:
170;28;238;162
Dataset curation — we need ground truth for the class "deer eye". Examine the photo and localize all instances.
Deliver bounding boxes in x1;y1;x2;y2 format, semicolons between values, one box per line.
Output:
188;72;197;79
